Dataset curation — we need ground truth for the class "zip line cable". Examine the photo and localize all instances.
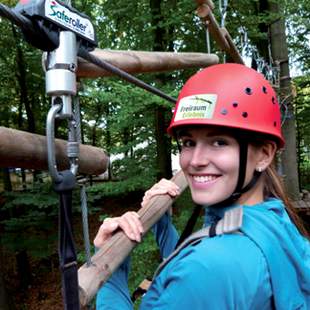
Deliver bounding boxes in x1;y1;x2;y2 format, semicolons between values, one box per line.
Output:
0;3;177;104
0;3;33;33
78;47;177;104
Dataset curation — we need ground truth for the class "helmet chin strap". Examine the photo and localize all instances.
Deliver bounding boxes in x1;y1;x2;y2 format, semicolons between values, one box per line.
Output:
209;139;261;208
176;139;262;248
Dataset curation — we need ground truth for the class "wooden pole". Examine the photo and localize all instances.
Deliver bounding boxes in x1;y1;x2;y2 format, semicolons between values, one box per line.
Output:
0;127;108;175
77;50;219;78
78;170;188;306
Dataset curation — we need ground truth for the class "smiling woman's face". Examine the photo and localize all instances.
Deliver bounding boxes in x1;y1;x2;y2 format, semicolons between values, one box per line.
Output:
178;126;266;206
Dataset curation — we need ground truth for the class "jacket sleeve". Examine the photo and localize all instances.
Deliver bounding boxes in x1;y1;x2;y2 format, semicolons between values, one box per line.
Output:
96;257;133;310
151;212;179;259
96;213;179;309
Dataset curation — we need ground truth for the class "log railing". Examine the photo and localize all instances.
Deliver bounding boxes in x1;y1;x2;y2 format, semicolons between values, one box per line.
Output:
77;50;219;78
0;127;108;175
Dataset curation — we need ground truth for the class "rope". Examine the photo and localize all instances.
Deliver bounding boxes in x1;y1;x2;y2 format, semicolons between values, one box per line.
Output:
80;184;92;266
205;27;211;54
219;0;228;28
74;96;92;267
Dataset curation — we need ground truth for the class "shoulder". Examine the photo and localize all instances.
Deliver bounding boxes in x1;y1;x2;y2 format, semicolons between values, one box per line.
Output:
187;233;267;273
163;233;269;285
151;233;271;308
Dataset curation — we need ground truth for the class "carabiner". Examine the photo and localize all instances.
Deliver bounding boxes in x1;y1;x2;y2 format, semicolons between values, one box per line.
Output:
46;103;63;183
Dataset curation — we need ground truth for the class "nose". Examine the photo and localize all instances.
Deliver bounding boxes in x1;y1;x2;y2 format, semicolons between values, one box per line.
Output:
189;143;210;168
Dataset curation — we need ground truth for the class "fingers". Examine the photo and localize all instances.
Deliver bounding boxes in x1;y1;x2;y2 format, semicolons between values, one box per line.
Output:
93;217;120;248
93;211;144;248
141;179;180;208
118;212;144;243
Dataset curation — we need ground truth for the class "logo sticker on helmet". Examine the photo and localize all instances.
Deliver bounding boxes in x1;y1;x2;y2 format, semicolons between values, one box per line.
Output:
174;94;217;121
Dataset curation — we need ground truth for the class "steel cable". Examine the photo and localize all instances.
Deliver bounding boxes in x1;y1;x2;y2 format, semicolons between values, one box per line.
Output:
0;3;34;34
74;96;92;267
78;47;177;104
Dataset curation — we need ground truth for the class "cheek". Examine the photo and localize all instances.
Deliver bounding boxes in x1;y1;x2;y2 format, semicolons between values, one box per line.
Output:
245;148;260;181
215;151;239;173
179;152;187;170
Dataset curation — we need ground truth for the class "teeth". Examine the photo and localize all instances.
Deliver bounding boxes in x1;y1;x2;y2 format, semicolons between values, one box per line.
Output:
193;175;217;183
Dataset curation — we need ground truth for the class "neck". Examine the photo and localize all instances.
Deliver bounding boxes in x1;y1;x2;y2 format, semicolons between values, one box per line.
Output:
236;178;264;206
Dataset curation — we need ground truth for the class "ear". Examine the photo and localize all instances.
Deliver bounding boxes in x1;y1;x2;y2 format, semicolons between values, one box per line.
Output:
255;141;277;172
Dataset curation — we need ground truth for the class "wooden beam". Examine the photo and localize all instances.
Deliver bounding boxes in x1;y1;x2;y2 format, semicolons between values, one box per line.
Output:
0;127;108;175
78;170;188;306
77;50;219;78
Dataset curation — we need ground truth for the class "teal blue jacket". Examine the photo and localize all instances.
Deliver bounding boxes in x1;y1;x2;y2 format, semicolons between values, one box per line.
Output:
96;199;310;309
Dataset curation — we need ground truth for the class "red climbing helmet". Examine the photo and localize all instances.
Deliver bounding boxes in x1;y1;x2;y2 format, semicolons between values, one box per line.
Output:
167;63;285;148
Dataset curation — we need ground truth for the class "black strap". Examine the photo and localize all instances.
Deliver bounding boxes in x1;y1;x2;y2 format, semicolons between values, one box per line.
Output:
175;204;202;249
209;221;218;238
54;170;80;310
235;141;248;193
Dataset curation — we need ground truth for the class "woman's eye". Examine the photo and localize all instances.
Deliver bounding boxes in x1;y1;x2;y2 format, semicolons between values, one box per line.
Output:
213;139;228;147
181;139;195;148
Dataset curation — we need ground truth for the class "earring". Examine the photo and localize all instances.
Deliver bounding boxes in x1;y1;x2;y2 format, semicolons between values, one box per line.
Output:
256;167;263;172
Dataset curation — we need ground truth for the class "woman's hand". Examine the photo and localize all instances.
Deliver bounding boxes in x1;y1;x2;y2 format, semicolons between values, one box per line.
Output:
141;178;180;208
94;211;144;248
94;179;180;248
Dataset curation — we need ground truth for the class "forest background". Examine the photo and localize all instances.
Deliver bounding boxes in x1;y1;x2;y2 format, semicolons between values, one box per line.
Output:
0;0;309;308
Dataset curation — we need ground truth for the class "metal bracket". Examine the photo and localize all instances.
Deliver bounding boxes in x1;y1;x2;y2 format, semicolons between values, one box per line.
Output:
46;30;79;182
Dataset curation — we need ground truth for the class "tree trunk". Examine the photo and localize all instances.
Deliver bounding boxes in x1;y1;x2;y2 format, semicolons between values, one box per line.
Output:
150;0;173;180
16;250;32;291
105;105;112;180
268;0;300;199
1;168;12;192
12;27;36;133
154;106;172;180
0;257;14;310
21;168;26;190
0;274;11;310
0;177;14;309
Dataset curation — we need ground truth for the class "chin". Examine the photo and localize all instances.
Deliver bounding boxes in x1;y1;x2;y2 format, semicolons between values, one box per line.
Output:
191;194;218;206
191;191;232;206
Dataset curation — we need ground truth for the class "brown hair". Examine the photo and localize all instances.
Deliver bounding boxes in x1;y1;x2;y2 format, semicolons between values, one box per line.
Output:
263;164;310;239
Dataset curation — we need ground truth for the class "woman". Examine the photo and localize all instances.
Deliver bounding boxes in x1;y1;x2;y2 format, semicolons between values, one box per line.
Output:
94;64;310;309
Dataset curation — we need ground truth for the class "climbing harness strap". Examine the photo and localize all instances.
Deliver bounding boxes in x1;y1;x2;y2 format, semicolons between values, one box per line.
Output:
54;171;80;310
153;206;243;278
175;204;203;248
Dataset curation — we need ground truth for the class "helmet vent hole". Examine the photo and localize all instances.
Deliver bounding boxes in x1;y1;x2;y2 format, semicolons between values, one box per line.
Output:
262;86;267;94
274;121;277;127
272;97;276;104
232;102;238;108
242;112;248;118
245;87;252;95
221;108;228;115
